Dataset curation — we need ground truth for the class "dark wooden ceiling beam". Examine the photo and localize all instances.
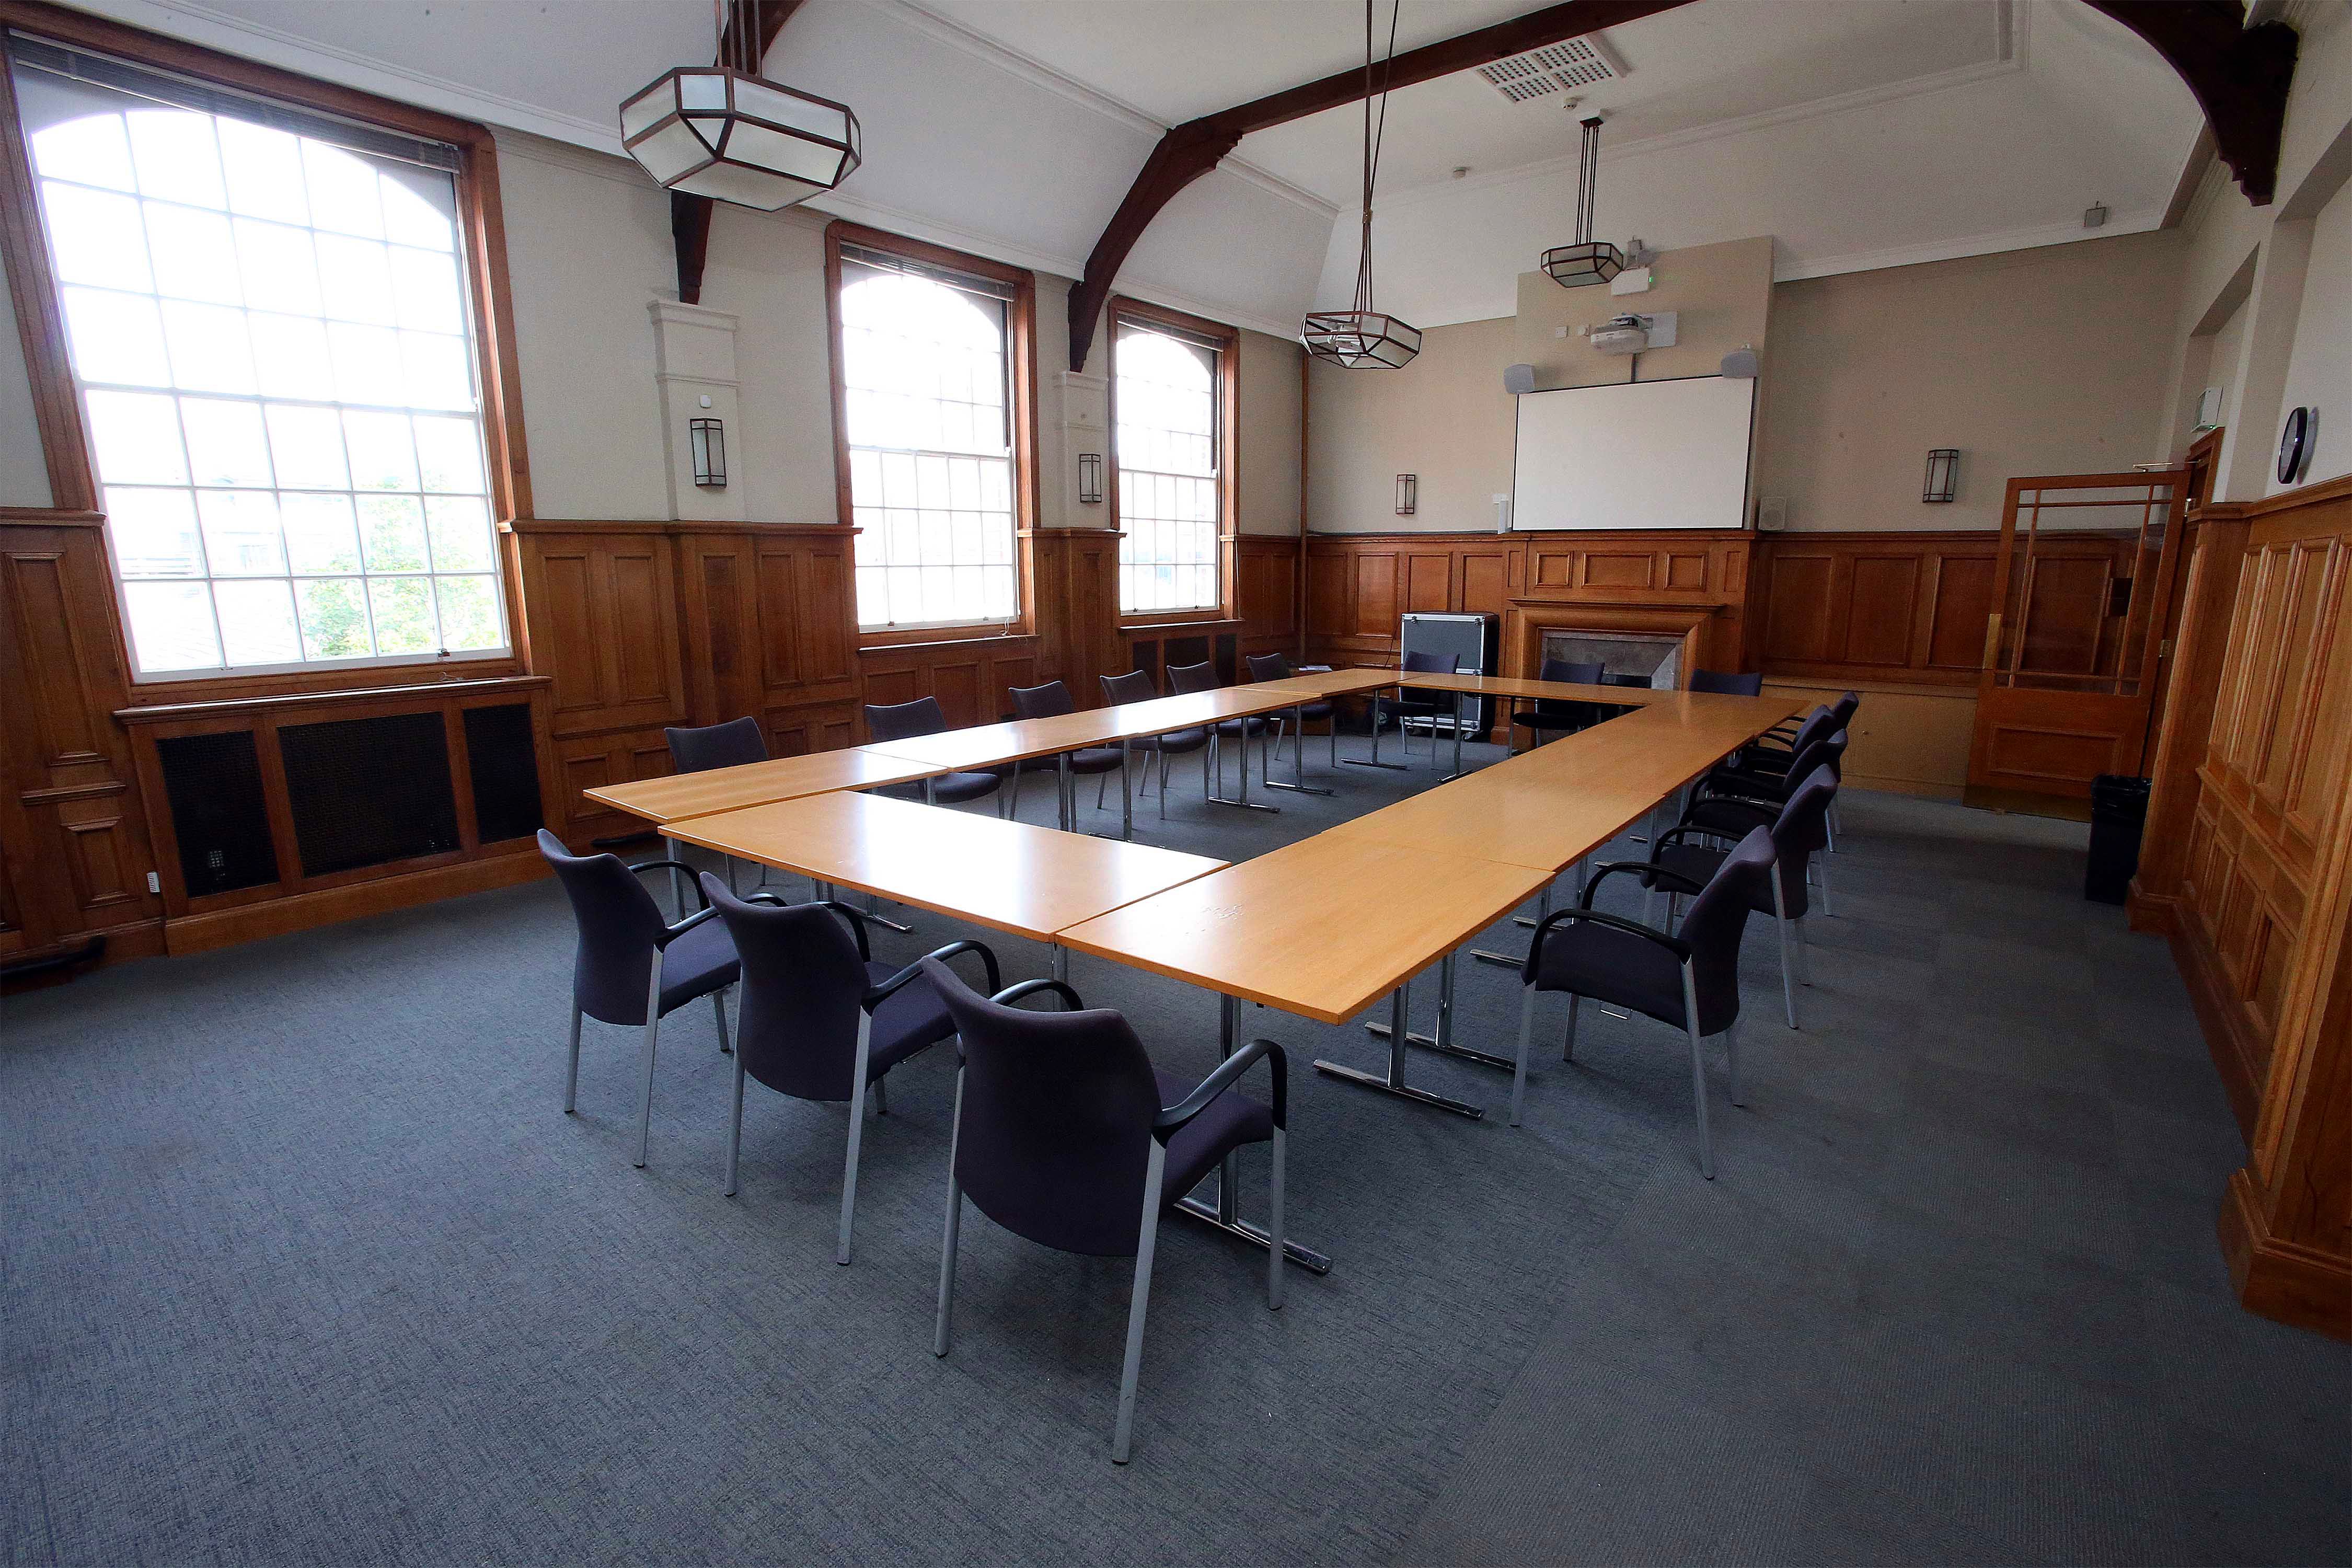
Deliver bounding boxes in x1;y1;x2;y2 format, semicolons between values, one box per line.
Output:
1065;0;2301;371
673;0;807;304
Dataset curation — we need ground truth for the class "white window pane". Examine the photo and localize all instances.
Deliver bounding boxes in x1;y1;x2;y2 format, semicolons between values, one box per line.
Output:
158;301;257;395
315;233;396;326
885;512;918;568
144;204;244;305
180;398;274;487
388;246;463;333
31;113;134;192
295;577;371;659
979;516;1012;566
381;175;454;252
84;389;188;485
217;119;309;225
262;405;350;491
233;219;322;316
848;447;880;503
282;493;360;573
249;313;336;400
213;578;299;664
41;183;152;292
302;141;383;238
887;569;923;627
950;566;982;621
433;575;500;649
919;566;952;623
359;494;427;571
855;567;885;626
126;110;225;209
124;580;221;672
919;510;950;564
195;489;285;576
981;567;1014;621
424;495;492;571
414;416;486;493
106;487;204;577
343;410;419;490
400;332;475;411
62;287;170;387
328;321;404;405
367;575;434;653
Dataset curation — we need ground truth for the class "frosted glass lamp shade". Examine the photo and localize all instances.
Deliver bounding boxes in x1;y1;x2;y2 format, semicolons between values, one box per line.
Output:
1301;310;1422;370
1541;241;1624;289
620;67;859;212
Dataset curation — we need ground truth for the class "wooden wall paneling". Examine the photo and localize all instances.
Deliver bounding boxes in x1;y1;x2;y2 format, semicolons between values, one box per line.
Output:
2135;515;2254;939
1753;532;2013;688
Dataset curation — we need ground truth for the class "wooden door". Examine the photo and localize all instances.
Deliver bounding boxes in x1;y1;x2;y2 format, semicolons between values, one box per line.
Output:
1967;471;2188;801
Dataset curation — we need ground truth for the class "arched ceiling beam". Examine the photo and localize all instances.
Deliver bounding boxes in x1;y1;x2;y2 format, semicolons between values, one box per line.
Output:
1065;0;2300;370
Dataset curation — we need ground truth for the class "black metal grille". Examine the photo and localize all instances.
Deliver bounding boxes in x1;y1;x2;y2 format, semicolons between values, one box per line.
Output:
156;730;280;897
279;712;460;878
463;704;543;844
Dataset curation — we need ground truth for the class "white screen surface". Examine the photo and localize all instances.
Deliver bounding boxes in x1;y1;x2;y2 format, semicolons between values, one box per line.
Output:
1510;375;1756;531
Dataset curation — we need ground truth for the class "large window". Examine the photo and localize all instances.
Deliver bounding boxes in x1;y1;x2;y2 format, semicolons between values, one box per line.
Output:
10;40;504;681
832;229;1031;634
1113;303;1232;618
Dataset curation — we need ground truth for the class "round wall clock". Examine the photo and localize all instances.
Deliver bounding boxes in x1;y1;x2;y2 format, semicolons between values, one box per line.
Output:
2277;406;2311;486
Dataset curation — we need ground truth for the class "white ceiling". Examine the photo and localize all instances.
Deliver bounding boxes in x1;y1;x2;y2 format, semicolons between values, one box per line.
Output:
56;0;2207;338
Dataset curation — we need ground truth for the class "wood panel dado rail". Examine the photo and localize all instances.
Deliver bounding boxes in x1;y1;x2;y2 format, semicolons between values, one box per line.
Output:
2130;473;2352;1342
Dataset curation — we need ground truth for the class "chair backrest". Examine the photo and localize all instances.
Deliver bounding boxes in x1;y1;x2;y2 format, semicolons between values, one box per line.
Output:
1778;728;1847;791
1401;649;1460;675
1781;705;1837;760
1246;652;1294;682
924;957;1161;1258
536;829;667;1025
701;876;870;1102
1100;669;1159;706
1768;766;1839;916
1008;681;1074;721
1165;660;1219;695
1689;668;1763;696
665;717;767;775
865;696;948;743
1825;691;1861;731
1602;672;1651;688
1678;827;1775;1035
1540;657;1604;686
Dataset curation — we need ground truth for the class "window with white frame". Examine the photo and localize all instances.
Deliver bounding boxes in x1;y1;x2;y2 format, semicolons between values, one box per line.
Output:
10;40;504;681
837;243;1019;631
1114;322;1222;616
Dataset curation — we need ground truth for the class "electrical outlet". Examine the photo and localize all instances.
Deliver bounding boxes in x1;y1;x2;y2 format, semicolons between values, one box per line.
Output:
1553;324;1569;338
147;871;160;893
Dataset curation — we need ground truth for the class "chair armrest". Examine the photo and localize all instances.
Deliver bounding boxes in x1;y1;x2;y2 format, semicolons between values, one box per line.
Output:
1157;1037;1287;1135
630;859;711;910
1523;907;1690;982
991;977;1086;1010
868;939;1000;1009
656;904;720;947
1654;825;1739;854
1583;859;1706;905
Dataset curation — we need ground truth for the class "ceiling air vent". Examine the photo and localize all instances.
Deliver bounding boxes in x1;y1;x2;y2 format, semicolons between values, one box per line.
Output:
1475;37;1625;104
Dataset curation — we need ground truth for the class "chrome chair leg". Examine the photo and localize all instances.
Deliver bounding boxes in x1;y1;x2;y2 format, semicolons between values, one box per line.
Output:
563;1006;583;1112
1266;1126;1286;1311
1562;992;1581;1062
1680;962;1714;1180
1817;851;1836;916
837;1013;873;1265
633;954;664;1169
723;1041;747;1195
1772;871;1799;1030
710;987;732;1055
1509;984;1538;1126
1112;1140;1167;1465
934;1067;966;1358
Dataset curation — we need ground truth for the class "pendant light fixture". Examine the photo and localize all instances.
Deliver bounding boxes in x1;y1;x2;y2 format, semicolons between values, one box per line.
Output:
619;0;860;212
1541;115;1622;288
1302;0;1421;370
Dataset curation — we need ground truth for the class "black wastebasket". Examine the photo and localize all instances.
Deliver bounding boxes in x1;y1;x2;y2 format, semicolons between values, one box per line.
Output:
2085;774;2152;905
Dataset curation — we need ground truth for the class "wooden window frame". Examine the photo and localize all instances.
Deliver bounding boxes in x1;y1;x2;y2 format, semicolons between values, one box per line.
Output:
0;0;534;705
824;218;1040;651
1109;294;1238;630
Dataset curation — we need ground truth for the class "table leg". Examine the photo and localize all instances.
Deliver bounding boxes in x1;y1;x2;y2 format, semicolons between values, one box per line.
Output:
1263;702;1335;796
1437;694;1469;782
1344;688;1409;771
1475;864;1572;967
1058;753;1073;832
1053;944;1068;985
1314;980;1485;1117
1364;950;1519;1071
1121;739;1134;840
1205;722;1280;814
1171;990;1332;1274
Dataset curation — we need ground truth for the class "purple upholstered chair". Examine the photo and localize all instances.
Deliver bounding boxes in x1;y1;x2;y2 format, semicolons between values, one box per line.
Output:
1100;668;1211;817
1165;660;1274;793
1652;765;1839;1030
664;716;775;898
699;874;996;1263
864;697;1004;811
1509;827;1774;1178
1007;679;1129;824
536;829;739;1170
1688;668;1765;696
1247;651;1338;774
1507;656;1604;753
923;960;1288;1463
1698;722;1849;870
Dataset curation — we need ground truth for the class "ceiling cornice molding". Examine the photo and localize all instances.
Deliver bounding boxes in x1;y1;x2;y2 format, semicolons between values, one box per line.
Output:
1770;203;2167;284
58;0;628;153
855;0;1339;222
1377;1;2030;212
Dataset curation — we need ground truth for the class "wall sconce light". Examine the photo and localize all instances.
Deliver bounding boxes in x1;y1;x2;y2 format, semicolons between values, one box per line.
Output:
1923;448;1959;503
1078;452;1104;505
1396;474;1418;515
690;418;727;489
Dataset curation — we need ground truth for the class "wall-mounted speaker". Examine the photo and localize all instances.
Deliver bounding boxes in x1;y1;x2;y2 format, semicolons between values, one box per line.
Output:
1503;363;1536;396
1756;495;1789;532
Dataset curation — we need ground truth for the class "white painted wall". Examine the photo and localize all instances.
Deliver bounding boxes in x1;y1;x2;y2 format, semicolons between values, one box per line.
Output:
0;300;51;508
2270;179;2352;491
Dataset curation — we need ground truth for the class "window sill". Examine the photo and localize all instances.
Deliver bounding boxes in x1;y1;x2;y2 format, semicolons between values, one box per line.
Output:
1119;614;1240;633
857;625;1037;653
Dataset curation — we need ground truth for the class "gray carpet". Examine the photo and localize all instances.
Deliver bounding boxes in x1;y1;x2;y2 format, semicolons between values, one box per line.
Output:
3;738;2346;1567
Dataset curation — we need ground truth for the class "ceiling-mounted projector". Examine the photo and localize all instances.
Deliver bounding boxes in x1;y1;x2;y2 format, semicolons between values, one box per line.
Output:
1586;310;1676;356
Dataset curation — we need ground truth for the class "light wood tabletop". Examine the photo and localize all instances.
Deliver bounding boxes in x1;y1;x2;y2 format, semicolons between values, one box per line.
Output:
583;745;945;825
862;684;1348;773
661;789;1228;942
1054;835;1552;1023
1245;668;1395;699
1324;770;1662;871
